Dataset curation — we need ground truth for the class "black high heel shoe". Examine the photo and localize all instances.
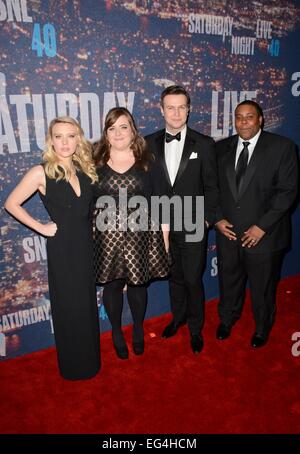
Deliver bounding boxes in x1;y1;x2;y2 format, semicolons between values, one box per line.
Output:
112;331;129;360
132;326;144;356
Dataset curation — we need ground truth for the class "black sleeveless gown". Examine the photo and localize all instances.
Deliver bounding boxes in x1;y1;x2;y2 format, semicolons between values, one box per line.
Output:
40;170;100;380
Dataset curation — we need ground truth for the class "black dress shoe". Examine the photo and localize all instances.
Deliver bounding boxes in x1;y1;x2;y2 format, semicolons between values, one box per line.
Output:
216;323;231;340
190;335;204;354
251;333;268;348
162;320;185;339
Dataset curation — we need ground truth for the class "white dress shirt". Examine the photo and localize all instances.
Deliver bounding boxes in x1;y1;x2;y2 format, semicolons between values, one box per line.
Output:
235;129;261;168
164;125;187;185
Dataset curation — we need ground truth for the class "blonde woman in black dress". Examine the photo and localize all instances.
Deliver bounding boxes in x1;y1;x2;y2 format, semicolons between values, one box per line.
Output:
5;117;100;380
93;108;169;359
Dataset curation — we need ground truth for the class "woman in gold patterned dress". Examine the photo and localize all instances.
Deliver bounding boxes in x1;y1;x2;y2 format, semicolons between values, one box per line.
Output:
93;108;169;359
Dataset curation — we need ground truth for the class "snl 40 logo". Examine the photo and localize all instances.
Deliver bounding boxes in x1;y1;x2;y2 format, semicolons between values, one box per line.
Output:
31;23;57;57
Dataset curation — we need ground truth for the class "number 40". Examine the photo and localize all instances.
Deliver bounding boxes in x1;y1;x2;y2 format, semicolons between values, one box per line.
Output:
31;23;57;57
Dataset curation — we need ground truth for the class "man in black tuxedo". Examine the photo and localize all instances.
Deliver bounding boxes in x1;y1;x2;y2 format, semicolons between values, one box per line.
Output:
215;100;298;347
145;85;218;354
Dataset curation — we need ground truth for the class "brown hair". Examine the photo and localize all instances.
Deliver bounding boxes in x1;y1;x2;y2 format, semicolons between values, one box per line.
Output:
93;107;153;171
160;85;191;109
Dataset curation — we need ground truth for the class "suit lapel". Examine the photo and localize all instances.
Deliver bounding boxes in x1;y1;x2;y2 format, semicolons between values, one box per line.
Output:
155;131;172;187
237;132;267;199
225;137;238;201
173;127;196;187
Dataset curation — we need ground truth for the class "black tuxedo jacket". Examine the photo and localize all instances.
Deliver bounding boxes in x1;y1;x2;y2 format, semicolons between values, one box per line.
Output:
145;127;218;232
215;130;298;253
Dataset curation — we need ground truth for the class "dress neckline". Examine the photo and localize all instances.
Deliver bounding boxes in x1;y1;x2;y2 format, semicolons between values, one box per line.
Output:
106;163;135;175
68;170;81;198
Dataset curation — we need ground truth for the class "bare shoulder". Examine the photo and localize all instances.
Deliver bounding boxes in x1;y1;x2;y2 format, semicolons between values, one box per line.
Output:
22;165;46;192
25;165;45;181
30;164;45;176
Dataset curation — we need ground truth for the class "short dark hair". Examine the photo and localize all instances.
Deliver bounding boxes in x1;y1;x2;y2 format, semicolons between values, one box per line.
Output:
160;85;191;108
235;100;264;118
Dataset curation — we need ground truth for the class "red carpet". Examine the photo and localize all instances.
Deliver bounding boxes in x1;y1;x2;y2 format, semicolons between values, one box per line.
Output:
1;276;300;434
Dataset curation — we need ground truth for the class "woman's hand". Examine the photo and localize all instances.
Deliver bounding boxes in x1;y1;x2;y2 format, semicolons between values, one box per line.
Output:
39;222;57;237
161;223;170;253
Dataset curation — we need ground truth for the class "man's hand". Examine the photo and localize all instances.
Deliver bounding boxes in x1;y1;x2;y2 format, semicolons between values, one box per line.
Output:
241;225;265;248
215;219;237;240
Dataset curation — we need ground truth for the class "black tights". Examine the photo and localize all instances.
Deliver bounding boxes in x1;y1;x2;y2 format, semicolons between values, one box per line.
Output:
103;279;147;343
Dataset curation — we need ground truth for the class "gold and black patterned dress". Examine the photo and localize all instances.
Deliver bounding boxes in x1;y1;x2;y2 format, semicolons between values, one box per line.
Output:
93;164;169;285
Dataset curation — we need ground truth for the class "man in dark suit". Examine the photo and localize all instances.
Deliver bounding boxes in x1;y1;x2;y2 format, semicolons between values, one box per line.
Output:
215;100;298;347
145;85;218;354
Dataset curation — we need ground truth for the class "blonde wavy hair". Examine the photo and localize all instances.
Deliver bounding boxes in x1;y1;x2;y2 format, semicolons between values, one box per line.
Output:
42;116;98;183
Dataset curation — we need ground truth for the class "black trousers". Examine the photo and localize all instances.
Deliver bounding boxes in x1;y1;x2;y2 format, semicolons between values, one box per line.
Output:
169;230;207;335
217;236;284;337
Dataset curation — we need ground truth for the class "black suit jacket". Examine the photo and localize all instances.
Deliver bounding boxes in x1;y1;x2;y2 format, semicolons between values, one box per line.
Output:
216;130;298;253
145;127;218;234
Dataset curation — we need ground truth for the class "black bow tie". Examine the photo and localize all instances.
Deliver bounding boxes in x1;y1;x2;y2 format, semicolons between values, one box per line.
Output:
165;132;181;143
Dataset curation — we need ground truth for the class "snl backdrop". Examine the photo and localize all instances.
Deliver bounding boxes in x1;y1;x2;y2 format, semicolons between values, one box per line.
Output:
1;0;300;360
